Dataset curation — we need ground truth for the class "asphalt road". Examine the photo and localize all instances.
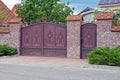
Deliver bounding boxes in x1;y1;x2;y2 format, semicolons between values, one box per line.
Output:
0;63;120;80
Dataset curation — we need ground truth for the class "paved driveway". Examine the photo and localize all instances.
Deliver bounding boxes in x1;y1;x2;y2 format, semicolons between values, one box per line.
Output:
0;56;87;67
0;56;120;80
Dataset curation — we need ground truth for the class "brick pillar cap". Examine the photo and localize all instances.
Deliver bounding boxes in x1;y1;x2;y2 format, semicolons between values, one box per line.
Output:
8;18;23;24
66;15;82;21
96;13;114;20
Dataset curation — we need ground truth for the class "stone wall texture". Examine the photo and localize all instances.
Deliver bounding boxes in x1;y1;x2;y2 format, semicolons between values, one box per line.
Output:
0;24;21;54
67;21;81;59
97;20;120;48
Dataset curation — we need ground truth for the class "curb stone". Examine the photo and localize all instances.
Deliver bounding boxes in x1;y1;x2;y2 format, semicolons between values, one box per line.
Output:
84;64;120;71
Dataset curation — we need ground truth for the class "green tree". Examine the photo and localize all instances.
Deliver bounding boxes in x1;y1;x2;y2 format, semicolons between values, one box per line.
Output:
114;10;120;25
0;11;5;23
16;0;74;24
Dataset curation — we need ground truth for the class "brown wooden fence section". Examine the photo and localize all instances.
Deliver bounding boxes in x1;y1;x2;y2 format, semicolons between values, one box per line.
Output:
20;23;67;57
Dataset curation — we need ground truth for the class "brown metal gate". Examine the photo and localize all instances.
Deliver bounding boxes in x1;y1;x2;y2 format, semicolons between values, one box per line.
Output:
81;23;97;59
21;23;67;57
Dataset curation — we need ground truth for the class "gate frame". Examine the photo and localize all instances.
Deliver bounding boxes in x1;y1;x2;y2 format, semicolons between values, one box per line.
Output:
20;22;67;57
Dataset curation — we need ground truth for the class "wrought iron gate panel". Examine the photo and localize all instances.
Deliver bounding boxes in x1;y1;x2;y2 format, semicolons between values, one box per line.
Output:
55;26;67;48
44;23;56;48
81;23;96;59
43;23;67;57
21;23;44;56
21;24;43;48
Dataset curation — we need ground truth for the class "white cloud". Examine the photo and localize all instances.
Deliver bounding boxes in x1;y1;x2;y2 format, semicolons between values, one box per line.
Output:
1;0;21;9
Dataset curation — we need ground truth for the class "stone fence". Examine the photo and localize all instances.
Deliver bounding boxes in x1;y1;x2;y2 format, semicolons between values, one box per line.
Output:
0;23;22;54
0;13;120;59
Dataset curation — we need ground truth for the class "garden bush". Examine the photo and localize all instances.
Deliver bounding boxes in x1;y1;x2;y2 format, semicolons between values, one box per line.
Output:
107;47;120;66
0;52;4;56
0;45;17;56
88;46;120;66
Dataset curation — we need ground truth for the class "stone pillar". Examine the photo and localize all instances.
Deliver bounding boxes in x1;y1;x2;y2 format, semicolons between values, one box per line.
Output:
66;15;82;59
9;24;22;54
8;18;23;55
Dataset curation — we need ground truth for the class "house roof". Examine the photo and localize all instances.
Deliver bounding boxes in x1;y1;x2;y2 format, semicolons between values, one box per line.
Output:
0;0;16;24
78;7;94;15
99;0;120;5
11;4;18;16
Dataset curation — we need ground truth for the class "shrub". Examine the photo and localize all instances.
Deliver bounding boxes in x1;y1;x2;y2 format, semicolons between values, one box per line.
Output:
88;46;120;66
88;47;111;65
0;45;17;56
107;47;120;66
0;52;4;56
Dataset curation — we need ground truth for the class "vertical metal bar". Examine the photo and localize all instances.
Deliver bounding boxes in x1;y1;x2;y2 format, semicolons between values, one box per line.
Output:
54;24;56;48
43;23;45;56
20;27;22;55
65;26;67;57
80;23;83;59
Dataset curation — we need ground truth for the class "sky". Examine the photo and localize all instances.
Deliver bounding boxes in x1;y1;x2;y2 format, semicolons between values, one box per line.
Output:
2;0;99;15
61;0;99;14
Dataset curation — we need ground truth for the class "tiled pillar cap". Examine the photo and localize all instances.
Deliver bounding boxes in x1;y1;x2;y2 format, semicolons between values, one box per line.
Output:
66;15;82;21
96;13;114;20
8;18;23;24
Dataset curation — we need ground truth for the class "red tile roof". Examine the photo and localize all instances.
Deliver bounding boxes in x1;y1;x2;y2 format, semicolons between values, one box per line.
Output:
11;4;18;16
96;13;114;20
0;0;16;24
66;15;82;21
